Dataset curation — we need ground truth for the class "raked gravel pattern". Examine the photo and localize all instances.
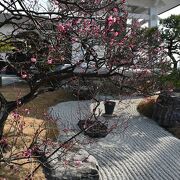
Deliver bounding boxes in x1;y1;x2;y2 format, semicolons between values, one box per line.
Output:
48;97;180;180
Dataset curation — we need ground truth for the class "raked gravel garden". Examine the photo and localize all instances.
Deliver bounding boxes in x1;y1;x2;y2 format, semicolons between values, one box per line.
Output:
47;96;180;180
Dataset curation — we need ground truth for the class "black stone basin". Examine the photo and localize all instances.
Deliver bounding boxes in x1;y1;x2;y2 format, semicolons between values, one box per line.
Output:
78;120;108;138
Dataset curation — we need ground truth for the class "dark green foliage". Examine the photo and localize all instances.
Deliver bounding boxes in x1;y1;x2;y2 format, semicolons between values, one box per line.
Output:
159;70;180;89
132;27;161;49
160;15;180;70
143;27;160;47
160;15;180;30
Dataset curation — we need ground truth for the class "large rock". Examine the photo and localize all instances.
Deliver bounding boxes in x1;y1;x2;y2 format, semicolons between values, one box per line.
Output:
39;143;99;180
153;90;180;127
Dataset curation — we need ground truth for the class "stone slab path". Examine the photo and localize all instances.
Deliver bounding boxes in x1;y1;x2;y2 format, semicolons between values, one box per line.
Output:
48;97;180;180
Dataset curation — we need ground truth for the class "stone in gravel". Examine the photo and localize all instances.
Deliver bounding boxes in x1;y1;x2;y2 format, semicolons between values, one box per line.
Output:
41;143;100;180
78;120;108;138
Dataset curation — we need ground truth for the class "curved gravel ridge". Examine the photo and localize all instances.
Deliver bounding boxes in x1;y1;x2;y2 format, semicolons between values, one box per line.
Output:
48;97;180;180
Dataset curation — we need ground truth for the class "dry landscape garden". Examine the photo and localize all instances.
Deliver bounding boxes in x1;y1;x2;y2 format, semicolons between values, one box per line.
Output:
0;0;179;179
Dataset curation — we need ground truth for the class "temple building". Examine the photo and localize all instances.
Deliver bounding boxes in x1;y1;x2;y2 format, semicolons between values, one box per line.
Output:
127;0;179;27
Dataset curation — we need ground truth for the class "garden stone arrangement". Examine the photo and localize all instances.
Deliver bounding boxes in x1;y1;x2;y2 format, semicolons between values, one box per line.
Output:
39;143;99;180
48;97;180;180
153;90;180;127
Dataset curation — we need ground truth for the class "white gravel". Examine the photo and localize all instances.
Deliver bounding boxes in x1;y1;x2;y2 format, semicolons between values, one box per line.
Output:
48;97;180;180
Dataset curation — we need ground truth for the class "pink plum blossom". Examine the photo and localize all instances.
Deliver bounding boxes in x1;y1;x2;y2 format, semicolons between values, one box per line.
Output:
31;57;37;63
47;58;53;64
108;16;116;23
57;24;65;32
74;160;83;167
12;111;21;120
24;108;30;115
63;128;69;133
21;73;27;79
114;32;119;37
0;137;8;147
23;149;32;158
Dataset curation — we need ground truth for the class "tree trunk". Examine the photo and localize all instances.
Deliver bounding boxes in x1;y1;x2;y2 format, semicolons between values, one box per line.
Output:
0;110;9;140
0;89;51;140
0;86;44;140
0;93;8;139
173;61;178;70
168;45;178;70
0;69;75;140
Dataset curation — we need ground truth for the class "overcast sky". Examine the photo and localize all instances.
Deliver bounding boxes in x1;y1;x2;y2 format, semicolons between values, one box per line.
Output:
159;5;180;19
